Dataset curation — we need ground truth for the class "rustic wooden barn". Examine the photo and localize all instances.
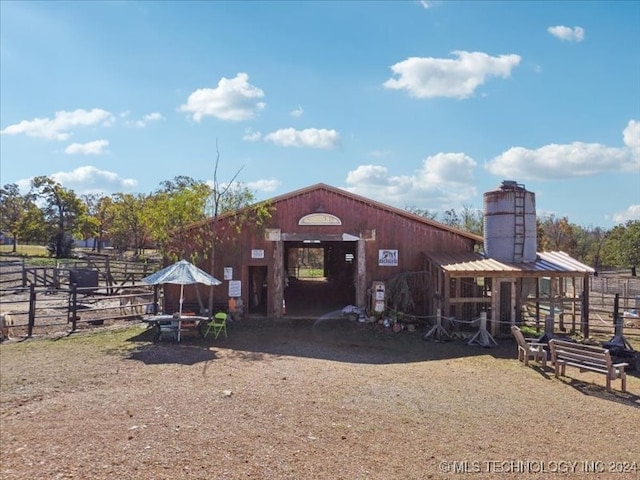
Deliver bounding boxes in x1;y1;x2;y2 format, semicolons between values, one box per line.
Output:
169;183;483;319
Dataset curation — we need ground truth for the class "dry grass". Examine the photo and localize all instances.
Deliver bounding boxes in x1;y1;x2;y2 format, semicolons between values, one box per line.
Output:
1;319;639;480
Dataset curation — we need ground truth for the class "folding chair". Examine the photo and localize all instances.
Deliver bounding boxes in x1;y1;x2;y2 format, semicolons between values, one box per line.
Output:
205;312;228;339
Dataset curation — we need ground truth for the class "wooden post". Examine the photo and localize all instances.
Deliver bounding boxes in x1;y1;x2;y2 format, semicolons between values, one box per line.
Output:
27;284;36;337
71;283;78;331
548;276;556;336
491;277;500;336
515;277;522;324
559;277;565;332
535;278;540;331
273;241;284;318
153;285;159;315
356;238;366;310
582;274;590;338
571;276;576;333
443;272;451;318
21;259;27;288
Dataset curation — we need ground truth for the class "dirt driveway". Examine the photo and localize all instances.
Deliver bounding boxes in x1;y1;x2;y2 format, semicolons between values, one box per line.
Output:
1;318;639;480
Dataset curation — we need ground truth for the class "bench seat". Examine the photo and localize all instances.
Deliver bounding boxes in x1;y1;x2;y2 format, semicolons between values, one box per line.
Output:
549;339;628;392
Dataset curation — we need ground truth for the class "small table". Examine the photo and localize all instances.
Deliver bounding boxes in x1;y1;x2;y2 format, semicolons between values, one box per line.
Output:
143;315;209;343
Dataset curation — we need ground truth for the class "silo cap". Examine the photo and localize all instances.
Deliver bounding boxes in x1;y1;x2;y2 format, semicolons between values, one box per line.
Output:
500;180;524;190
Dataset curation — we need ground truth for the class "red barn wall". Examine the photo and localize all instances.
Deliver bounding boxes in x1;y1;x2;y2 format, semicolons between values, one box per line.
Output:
178;186;478;317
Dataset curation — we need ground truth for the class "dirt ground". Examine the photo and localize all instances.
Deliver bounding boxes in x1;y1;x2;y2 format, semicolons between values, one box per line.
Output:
1;318;639;480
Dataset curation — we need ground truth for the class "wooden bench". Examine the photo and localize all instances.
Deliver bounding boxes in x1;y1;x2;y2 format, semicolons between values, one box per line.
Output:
548;339;628;392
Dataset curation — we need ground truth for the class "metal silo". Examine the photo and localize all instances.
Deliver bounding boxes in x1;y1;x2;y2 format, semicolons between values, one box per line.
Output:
483;181;537;263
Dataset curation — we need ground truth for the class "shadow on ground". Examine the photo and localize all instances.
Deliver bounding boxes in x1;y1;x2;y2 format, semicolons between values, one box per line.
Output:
562;378;640;409
123;316;518;366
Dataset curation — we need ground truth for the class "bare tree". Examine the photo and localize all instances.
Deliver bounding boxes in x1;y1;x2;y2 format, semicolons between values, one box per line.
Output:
207;143;244;318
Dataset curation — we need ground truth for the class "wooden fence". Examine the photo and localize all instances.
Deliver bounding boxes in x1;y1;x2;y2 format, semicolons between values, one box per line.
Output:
0;284;160;338
1;254;161;293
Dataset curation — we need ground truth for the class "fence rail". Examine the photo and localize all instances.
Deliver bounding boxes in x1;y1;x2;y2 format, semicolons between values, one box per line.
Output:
0;284;160;338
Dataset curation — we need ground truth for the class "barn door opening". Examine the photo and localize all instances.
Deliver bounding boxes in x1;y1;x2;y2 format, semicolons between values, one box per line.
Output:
499;281;513;334
248;266;268;315
284;240;356;317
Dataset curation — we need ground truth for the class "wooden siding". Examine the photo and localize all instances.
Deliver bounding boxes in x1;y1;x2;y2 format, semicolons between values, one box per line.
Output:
176;184;480;316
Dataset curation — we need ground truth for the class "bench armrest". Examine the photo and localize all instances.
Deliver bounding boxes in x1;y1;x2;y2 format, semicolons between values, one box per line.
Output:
613;362;629;370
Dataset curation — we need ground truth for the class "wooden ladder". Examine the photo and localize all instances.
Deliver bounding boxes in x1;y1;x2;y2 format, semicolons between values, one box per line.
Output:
513;185;526;262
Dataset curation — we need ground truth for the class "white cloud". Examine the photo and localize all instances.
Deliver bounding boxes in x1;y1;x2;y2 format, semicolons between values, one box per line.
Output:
290;105;304;118
486;120;640;180
125;112;164;128
46;166;137;194
623;119;640;152
247;179;280;192
612;205;640;224
383;50;521;99
264;128;341;149
548;25;585;42
65;139;109;155
419;0;432;8
345;152;477;209
0;108;114;140
179;72;266;122
243;127;262;142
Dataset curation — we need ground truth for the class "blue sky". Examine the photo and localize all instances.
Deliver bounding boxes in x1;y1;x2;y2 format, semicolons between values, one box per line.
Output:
1;0;639;228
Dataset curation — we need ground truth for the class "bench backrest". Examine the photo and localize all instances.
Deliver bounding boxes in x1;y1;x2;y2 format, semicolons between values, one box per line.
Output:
511;325;529;350
511;325;529;349
549;339;612;372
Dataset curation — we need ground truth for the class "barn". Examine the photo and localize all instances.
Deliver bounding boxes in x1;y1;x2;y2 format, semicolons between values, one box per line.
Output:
167;183;482;320
165;181;594;340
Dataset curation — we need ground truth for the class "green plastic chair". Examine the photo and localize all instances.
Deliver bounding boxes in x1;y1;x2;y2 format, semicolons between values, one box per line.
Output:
205;312;228;339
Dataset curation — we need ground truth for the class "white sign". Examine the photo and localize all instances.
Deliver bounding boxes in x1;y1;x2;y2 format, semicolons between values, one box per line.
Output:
298;213;342;226
378;249;398;266
265;229;281;241
251;249;265;259
228;280;241;297
224;267;233;280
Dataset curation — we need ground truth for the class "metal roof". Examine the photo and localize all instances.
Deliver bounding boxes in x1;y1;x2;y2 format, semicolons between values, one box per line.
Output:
426;250;595;277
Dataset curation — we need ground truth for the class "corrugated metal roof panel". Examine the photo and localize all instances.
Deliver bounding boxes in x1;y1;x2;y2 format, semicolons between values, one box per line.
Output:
427;250;594;275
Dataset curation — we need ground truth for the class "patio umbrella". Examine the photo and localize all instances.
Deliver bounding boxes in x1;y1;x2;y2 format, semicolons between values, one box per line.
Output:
141;259;222;317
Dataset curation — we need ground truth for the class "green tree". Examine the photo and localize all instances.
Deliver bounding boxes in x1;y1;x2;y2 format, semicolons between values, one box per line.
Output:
459;203;484;235
108;193;151;256
147;176;212;259
572;225;607;268
0;183;39;251
164;146;274;316
30;176;86;258
602;220;640;273
537;215;577;255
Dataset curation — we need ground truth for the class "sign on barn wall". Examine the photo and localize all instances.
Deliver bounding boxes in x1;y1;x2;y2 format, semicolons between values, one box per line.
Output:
265;229;281;241
251;249;265;259
298;213;342;225
228;280;241;297
378;249;398;266
224;267;233;280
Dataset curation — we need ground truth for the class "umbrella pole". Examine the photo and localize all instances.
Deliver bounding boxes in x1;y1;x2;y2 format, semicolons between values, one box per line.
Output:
178;284;184;342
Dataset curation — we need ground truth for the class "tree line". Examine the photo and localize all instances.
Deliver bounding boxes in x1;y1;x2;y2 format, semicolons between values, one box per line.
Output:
1;178;638;272
407;204;639;273
0;175;259;260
